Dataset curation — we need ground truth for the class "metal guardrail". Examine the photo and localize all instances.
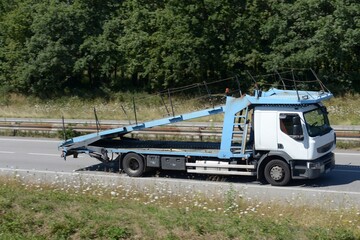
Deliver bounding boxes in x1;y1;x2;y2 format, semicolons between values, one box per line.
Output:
0;118;359;141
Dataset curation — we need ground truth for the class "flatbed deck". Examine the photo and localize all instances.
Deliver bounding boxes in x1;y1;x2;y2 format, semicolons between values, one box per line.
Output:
91;139;221;150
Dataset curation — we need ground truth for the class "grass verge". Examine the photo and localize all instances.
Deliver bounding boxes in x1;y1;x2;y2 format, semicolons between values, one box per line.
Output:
336;141;360;151
0;177;359;239
0;93;359;125
326;94;360;125
0;93;224;123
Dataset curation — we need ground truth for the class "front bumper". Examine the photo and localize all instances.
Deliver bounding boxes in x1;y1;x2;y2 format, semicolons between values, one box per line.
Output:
291;152;335;179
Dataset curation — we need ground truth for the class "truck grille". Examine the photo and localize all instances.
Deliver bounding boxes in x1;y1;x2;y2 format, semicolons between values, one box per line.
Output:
317;141;334;153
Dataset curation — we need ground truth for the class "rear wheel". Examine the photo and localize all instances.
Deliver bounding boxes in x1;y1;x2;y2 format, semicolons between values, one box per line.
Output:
122;153;144;177
264;159;291;186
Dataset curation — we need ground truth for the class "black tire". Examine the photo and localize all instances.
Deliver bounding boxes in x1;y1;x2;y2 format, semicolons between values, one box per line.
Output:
264;159;291;186
122;153;144;177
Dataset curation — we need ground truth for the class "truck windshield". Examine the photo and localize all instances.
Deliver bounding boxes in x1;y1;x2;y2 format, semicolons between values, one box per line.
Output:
304;107;332;137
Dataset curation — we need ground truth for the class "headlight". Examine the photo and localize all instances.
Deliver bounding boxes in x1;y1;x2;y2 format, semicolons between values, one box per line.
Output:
307;162;321;169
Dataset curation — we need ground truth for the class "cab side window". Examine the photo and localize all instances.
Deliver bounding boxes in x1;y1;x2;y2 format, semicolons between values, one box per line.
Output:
280;114;303;140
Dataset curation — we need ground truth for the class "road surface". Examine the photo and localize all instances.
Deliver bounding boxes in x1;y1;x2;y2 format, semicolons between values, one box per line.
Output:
0;136;359;209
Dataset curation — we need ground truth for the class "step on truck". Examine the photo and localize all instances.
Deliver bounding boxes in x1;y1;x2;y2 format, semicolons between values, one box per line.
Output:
59;72;336;186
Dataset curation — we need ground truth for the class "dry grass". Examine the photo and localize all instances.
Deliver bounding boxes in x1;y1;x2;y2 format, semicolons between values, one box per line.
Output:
0;93;225;123
325;93;360;125
0;93;359;126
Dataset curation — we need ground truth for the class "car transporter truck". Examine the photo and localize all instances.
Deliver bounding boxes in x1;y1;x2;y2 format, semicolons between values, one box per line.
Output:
59;73;336;186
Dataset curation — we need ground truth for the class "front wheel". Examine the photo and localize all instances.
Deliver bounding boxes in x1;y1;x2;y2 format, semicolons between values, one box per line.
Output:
264;159;291;186
122;153;145;177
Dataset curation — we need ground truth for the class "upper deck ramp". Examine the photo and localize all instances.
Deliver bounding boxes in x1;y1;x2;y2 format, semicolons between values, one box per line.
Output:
59;87;332;154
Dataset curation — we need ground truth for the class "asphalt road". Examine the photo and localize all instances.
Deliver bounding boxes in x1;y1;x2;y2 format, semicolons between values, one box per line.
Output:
0;136;359;209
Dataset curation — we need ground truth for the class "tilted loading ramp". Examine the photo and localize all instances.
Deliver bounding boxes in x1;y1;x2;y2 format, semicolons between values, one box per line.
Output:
59;88;333;160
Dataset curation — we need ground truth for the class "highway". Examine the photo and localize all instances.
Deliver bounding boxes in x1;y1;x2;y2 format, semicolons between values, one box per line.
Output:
0;136;359;209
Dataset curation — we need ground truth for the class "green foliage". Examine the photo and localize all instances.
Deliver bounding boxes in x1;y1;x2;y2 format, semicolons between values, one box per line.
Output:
0;0;359;97
224;184;238;212
57;126;81;140
99;226;130;239
261;0;360;93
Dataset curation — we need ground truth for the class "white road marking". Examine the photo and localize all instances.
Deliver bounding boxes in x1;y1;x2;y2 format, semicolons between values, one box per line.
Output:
0;138;59;143
0;168;110;176
27;152;84;158
0;151;15;154
0;168;63;174
28;153;59;157
335;152;360;157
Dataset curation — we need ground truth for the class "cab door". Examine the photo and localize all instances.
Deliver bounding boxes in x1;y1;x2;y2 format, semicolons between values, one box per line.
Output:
277;113;308;160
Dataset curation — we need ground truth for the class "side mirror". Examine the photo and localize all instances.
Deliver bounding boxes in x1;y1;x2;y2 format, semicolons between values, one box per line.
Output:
292;116;303;141
293;123;304;141
322;106;329;114
292;116;301;125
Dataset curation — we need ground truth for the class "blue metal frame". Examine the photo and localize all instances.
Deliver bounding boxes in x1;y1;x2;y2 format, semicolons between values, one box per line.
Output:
60;88;333;160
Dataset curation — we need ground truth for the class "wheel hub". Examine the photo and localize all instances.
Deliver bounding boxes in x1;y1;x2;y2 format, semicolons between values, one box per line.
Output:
270;166;283;181
129;159;139;170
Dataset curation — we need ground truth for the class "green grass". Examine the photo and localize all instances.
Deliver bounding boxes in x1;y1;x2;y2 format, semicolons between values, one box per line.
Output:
0;177;359;239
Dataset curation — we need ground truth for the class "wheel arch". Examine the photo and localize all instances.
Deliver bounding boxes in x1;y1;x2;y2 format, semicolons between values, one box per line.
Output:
257;151;292;181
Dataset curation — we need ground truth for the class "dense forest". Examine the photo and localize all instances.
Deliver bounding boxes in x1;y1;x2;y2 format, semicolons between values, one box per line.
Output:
0;0;359;98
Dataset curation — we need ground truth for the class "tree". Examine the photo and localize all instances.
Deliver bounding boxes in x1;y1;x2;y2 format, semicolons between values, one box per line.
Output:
73;0;121;89
22;1;81;97
261;0;360;93
0;0;34;93
0;0;359;97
